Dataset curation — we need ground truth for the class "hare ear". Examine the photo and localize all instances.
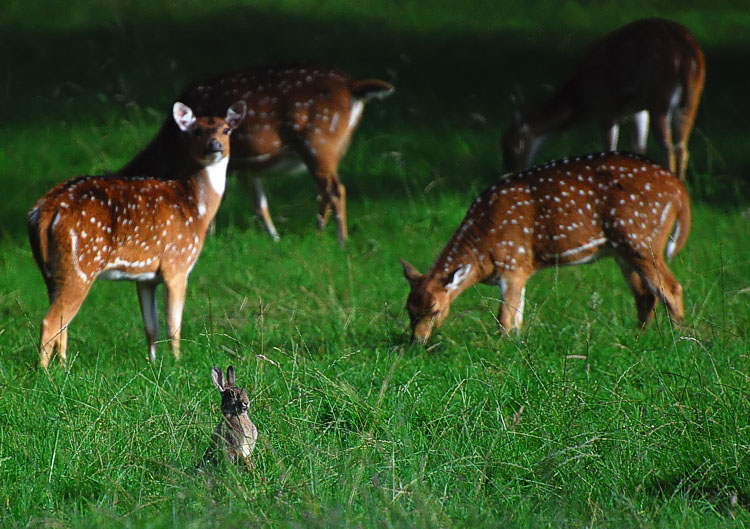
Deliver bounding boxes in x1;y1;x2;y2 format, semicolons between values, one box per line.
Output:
226;366;236;387
211;366;224;391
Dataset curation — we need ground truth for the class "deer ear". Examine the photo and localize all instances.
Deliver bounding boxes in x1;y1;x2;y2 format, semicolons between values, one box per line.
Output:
173;102;196;131
445;264;472;292
211;366;224;391
226;365;236;387
225;101;247;130
400;258;423;284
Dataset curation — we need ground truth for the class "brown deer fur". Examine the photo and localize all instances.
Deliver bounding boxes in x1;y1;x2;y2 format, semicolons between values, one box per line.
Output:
119;66;394;244
502;18;705;181
27;101;246;368
402;152;691;343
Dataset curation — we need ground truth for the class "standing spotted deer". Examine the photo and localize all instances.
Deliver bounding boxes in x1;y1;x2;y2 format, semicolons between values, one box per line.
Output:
119;66;394;244
401;152;691;343
502;18;705;181
27;101;246;368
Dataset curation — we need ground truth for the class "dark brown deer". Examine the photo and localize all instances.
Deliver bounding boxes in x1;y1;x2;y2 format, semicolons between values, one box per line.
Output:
502;18;705;181
119;66;394;244
401;152;691;343
27;101;246;368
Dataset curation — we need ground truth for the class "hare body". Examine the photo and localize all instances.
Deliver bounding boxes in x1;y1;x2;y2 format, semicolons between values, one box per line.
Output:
210;412;258;463
205;366;257;466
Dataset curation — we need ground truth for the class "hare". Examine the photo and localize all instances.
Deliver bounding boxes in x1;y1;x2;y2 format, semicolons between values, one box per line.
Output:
204;365;258;467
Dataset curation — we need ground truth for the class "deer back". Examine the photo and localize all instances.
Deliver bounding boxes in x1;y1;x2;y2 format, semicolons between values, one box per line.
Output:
28;103;246;285
435;152;689;277
175;66;393;167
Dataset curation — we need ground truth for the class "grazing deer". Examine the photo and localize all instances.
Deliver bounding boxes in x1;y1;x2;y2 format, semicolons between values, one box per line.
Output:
119;66;394;244
401;152;691;343
502;18;705;181
27;101;247;368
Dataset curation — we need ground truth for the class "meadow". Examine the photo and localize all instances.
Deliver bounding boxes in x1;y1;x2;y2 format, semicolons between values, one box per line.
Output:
0;1;748;527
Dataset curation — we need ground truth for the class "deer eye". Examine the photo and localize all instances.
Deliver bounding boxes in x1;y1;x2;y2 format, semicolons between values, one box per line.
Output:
223;127;231;134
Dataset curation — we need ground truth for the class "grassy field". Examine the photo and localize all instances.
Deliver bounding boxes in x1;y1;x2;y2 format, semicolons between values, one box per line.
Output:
1;1;749;527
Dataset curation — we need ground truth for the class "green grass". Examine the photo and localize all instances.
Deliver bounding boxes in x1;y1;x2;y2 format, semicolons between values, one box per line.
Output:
1;1;749;527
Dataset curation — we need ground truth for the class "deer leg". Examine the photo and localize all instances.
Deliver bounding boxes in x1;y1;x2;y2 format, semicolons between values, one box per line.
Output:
315;182;333;232
602;121;620;151
39;280;92;368
136;282;159;361
313;168;348;245
162;275;187;361
652;113;676;175
673;97;700;182
616;258;658;327
253;177;280;241
631;110;650;154
497;275;527;333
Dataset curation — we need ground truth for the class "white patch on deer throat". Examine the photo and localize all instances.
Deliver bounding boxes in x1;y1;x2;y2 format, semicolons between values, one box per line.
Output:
446;264;471;292
205;156;229;195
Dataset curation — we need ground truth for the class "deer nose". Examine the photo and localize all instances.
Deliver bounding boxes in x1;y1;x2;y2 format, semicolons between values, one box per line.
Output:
206;139;223;154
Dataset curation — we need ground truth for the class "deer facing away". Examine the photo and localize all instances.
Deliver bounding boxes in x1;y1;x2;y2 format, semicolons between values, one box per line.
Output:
119;66;394;244
502;18;705;181
27;101;246;368
401;152;691;343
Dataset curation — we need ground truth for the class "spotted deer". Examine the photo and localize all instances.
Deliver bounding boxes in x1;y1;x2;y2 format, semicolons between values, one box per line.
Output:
502;18;705;181
27;101;247;368
401;152;691;343
119;66;394;244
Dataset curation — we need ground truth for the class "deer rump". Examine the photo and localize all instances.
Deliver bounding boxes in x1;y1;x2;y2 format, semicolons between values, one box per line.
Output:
456;154;690;273
403;152;691;343
28;175;196;284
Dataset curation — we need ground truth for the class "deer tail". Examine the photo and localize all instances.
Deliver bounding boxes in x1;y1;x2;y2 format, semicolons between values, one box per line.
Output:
665;185;691;262
350;79;395;102
27;202;54;278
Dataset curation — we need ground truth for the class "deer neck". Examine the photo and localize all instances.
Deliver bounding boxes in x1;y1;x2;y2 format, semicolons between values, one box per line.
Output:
117;120;203;180
188;156;229;232
525;84;579;136
430;240;488;300
117;120;178;178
